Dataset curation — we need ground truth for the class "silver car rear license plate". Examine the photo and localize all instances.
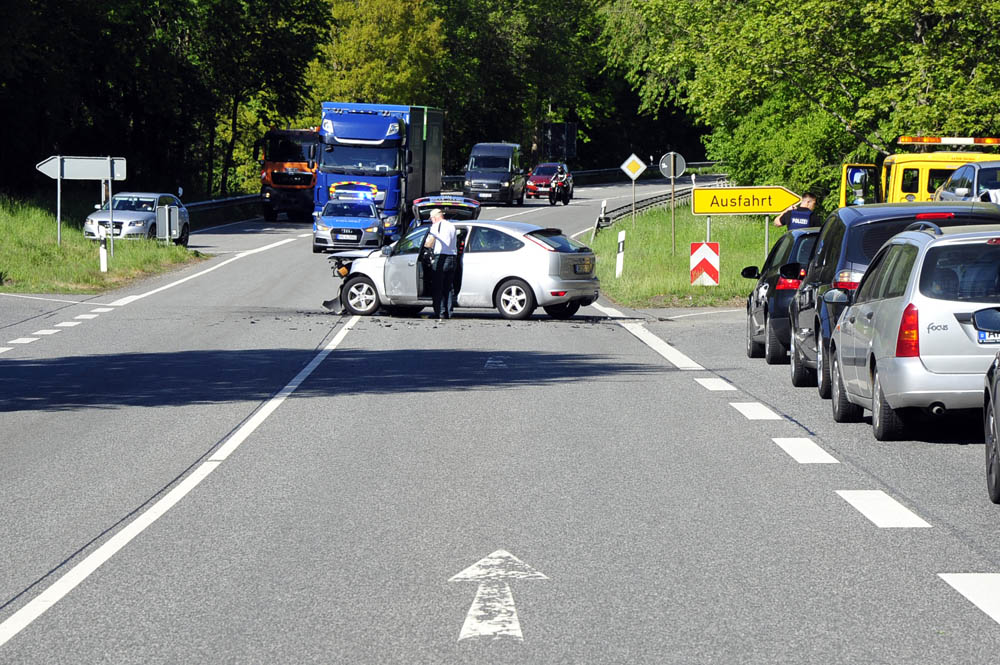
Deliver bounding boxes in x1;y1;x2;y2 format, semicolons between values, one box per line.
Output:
979;331;1000;344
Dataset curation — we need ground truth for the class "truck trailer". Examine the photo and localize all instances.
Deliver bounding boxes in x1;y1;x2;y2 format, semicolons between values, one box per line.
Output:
311;103;443;246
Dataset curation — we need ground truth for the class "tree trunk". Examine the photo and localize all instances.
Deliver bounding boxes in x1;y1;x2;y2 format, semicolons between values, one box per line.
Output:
220;95;240;197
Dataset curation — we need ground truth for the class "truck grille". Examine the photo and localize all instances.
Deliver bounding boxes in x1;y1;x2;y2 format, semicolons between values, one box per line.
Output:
272;172;312;186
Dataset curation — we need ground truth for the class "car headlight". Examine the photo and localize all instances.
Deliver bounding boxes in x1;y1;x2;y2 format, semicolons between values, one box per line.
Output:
501;181;510;187
315;219;331;230
464;180;470;187
365;224;380;232
128;220;147;227
381;215;398;229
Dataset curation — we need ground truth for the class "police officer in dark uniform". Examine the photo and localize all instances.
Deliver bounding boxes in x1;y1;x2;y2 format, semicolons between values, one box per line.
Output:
773;192;820;229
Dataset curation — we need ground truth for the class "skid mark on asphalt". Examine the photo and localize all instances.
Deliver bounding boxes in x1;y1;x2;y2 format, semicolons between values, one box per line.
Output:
836;490;931;528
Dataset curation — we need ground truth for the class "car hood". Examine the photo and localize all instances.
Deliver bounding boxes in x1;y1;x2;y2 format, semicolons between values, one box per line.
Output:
86;211;154;224
318;216;378;228
528;175;554;184
329;249;381;260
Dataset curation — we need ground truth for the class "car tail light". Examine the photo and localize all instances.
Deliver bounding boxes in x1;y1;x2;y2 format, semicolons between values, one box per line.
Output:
776;277;801;290
550;291;567;297
915;212;955;220
895;303;919;357
988;238;1000;245
834;270;863;290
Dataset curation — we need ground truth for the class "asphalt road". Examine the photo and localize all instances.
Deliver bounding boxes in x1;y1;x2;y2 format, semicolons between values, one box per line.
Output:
3;180;1000;663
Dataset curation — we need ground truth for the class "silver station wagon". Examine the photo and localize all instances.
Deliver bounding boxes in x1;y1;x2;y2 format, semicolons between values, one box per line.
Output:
828;223;1000;439
327;220;599;319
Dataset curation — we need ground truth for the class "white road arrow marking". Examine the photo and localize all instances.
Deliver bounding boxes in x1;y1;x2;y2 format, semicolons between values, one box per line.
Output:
449;550;547;641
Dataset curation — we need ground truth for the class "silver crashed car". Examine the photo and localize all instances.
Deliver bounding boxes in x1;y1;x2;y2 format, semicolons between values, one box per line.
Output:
327;220;599;319
82;192;191;246
827;223;1000;439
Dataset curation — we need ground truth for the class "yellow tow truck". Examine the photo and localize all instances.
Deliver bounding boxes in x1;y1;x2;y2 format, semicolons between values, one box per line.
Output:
840;136;1000;207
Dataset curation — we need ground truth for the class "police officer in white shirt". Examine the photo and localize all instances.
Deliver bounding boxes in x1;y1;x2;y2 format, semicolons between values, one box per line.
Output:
424;208;458;321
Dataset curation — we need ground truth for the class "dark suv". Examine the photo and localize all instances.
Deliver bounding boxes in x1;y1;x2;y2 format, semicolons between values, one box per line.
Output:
785;201;1000;397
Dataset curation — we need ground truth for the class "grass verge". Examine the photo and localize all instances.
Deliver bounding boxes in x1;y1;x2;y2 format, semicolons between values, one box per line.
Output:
0;196;206;294
588;202;782;307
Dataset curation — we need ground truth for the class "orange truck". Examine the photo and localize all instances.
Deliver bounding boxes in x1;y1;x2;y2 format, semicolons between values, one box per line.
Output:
840;136;1000;207
255;128;318;222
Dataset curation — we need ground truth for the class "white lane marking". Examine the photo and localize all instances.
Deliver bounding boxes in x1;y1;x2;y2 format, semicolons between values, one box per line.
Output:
0;347;13;354
613;320;704;370
32;330;61;336
0;315;360;648
450;550;548;642
836;490;931;528
939;574;1000;625
74;314;99;320
0;294;115;306
730;402;782;420
695;377;736;391
210;315;360;462
591;303;626;318
772;438;839;464
54;322;81;328
191;219;258;234
495;208;547;220
8;338;39;344
108;237;298;307
668;309;742;319
297;232;312;238
90;308;114;313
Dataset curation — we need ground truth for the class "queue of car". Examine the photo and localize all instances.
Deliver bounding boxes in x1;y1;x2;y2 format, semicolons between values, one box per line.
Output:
743;195;1000;503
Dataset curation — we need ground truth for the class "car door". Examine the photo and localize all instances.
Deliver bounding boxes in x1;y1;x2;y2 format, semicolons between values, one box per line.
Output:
840;246;892;395
384;226;428;301
795;216;843;363
755;234;792;334
864;243;919;396
458;226;526;307
170;195;189;226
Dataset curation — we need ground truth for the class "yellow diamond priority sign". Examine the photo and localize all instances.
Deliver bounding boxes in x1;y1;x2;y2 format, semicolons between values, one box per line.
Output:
692;186;800;215
620;154;647;181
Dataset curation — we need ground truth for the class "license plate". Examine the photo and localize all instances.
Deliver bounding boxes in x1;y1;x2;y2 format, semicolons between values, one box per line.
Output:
336;233;356;240
979;331;1000;344
539;187;549;192
479;193;492;199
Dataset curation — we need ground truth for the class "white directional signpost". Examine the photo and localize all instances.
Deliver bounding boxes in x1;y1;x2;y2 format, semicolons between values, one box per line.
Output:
450;549;548;642
659;151;686;254
36;156;126;247
620;153;647;228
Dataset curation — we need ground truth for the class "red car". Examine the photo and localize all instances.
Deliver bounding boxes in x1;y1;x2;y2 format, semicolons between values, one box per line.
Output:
525;163;574;200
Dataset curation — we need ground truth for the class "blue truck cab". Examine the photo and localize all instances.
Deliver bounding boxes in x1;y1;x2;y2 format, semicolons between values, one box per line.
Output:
313;103;443;245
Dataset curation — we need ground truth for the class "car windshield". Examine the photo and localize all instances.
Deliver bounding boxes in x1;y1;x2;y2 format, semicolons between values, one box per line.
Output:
920;243;1000;301
101;196;156;212
319;144;398;175
469;155;510;172
322;201;376;218
533;165;557;176
528;229;590;253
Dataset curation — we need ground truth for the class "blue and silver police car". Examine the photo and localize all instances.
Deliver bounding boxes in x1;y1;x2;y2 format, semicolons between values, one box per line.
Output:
312;193;384;253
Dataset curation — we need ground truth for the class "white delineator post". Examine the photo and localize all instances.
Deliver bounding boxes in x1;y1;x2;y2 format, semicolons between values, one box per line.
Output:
98;226;108;273
616;230;626;278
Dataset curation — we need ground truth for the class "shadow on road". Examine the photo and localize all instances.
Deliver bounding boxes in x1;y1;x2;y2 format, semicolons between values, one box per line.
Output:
0;347;660;413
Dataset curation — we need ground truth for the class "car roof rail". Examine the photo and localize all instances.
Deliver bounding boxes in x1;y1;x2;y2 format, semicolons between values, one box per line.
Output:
905;221;944;235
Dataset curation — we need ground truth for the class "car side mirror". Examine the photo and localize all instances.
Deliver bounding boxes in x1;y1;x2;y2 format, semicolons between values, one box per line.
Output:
973;307;1000;333
823;289;851;305
779;262;802;280
381;245;393;256
956;187;971;197
741;266;760;279
406;165;413;174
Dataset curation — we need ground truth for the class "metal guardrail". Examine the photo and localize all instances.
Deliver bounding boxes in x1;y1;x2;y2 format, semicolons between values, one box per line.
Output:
185;193;258;210
596;178;731;232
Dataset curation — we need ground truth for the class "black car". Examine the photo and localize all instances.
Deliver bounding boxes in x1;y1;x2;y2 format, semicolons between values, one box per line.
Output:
742;227;820;364
784;201;1000;397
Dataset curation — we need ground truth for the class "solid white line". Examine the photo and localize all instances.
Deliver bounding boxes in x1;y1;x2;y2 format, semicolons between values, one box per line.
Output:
8;338;39;344
495;208;546;220
107;237;298;307
74;314;98;320
591;303;626;319
620;321;705;370
730;402;782;420
54;322;81;328
191;219;256;234
939;574;1000;625
668;309;742;319
836;490;931;528
694;377;736;391
297;232;312;238
90;308;114;313
0;347;12;354
0;316;360;648
209;315;360;462
32;330;61;336
772;438;839;464
0;294;115;306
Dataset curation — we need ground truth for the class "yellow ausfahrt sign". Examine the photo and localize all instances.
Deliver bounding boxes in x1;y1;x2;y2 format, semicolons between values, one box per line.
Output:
692;186;800;215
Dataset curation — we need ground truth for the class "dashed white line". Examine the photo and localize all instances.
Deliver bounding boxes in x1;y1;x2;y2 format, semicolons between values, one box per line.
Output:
729;402;782;420
939;574;1000;625
694;377;736;391
667;309;742;319
0;315;361;648
7;338;39;344
54;322;81;328
32;330;61;336
836;490;931;528
0;294;114;305
0;347;13;354
620;321;705;370
74;314;99;320
772;438;839;464
90;308;114;313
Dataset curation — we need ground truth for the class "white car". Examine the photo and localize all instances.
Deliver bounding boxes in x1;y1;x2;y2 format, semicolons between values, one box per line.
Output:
327;220;600;320
82;192;190;246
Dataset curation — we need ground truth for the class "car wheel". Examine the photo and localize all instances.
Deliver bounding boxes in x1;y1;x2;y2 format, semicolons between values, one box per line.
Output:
262;206;277;222
871;366;906;441
341;276;380;316
746;311;764;358
173;224;189;247
543;302;581;319
790;331;816;387
987;397;1000;504
816;333;832;399
147;224;157;240
764;315;787;364
831;348;863;423
496;279;536;320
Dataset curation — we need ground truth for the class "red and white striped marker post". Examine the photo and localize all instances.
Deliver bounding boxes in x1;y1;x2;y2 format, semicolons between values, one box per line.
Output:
690;242;720;286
